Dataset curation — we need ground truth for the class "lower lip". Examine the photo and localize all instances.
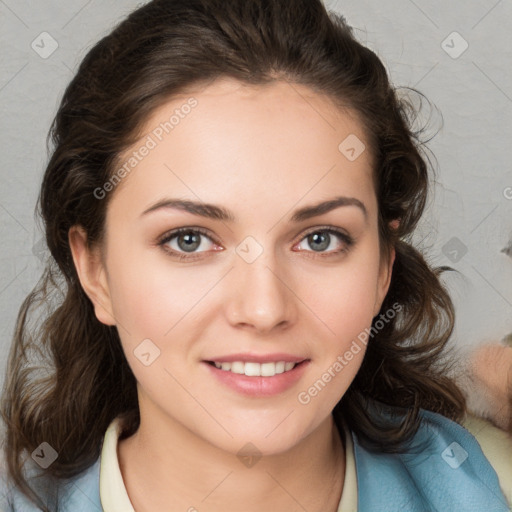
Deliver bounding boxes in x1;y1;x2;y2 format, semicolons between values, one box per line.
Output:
202;360;310;397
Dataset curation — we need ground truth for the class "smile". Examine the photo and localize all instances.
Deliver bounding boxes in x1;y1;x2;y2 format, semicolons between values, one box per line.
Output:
208;360;298;377
203;360;310;397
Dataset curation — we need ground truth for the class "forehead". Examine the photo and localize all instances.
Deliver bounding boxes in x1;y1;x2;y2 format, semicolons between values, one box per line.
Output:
109;77;376;220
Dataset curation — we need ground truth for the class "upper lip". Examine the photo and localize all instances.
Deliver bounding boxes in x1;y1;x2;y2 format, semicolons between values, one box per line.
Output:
204;353;308;364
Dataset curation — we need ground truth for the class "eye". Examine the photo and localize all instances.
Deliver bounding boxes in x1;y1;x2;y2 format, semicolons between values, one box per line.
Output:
294;227;354;257
158;227;221;260
157;226;354;261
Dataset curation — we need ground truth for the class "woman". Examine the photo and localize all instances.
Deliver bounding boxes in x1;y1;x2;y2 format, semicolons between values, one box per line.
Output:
1;0;509;510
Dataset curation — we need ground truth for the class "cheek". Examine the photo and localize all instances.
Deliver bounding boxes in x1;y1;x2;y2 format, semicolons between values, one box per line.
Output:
107;259;166;337
106;243;217;347
297;261;380;410
302;251;382;341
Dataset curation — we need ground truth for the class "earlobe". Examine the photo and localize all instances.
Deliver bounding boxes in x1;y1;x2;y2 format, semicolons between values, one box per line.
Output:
68;225;116;326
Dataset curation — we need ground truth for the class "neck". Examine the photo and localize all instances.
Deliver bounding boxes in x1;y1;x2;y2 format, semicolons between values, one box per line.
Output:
118;405;345;512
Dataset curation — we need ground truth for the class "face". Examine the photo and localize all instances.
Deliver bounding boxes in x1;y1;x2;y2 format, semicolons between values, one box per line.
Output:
70;78;394;456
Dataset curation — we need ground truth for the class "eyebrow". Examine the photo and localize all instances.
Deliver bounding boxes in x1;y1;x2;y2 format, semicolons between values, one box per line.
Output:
141;195;368;223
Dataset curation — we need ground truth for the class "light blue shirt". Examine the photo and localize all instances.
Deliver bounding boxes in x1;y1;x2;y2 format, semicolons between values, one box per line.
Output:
1;405;509;511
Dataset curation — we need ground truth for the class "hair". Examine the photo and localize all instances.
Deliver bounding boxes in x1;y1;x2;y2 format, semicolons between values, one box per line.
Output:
1;0;467;509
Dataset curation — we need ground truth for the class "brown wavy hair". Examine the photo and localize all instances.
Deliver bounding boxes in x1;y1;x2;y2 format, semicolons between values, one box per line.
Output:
0;0;466;509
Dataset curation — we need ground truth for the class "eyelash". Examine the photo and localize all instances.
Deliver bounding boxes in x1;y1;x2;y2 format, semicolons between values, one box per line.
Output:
157;226;354;261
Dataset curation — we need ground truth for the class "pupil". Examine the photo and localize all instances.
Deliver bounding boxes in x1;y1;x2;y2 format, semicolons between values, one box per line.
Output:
179;232;200;252
309;232;329;251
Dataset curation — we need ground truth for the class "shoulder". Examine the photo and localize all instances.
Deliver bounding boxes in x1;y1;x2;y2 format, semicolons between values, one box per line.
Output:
0;455;102;512
351;406;511;511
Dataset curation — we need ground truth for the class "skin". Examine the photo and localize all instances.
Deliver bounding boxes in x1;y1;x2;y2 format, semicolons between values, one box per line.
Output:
69;77;395;512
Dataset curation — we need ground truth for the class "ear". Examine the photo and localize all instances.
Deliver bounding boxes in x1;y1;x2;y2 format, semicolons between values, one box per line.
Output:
373;244;396;317
389;219;400;230
372;218;400;315
68;225;116;326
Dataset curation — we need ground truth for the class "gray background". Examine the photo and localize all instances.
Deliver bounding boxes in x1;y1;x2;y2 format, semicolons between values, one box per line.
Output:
1;0;511;388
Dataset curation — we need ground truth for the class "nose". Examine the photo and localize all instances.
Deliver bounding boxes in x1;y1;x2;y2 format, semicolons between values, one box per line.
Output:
224;253;297;334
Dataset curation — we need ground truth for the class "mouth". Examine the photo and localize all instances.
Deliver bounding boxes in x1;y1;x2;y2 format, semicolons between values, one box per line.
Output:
205;359;308;377
203;358;310;397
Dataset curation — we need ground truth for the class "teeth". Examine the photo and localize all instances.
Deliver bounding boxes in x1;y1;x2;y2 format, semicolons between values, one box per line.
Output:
212;361;298;376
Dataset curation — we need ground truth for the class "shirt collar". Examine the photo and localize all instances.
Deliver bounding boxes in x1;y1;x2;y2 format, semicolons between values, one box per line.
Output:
99;416;357;512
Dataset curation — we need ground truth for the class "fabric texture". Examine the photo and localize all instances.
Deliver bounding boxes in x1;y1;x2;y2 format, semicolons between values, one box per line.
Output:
1;406;510;511
353;406;510;511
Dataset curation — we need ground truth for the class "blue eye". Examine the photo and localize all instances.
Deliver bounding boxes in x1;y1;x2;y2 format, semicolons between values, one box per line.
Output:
157;226;354;261
158;227;218;260
295;228;354;257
